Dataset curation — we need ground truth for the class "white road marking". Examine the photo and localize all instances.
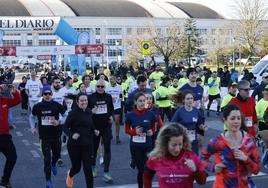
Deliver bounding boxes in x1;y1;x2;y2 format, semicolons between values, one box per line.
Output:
16;131;23;137
22;139;30;146
96;172;267;188
30;150;40;158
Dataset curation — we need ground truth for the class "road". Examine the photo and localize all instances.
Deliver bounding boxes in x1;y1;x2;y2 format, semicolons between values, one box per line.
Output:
1;105;268;188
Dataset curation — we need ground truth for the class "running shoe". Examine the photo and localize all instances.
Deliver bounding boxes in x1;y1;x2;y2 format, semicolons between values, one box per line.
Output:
57;158;63;167
99;156;104;166
66;170;73;188
264;163;268;170
51;165;58;176
248;177;257;188
92;166;97;178
46;180;52;188
0;181;11;188
116;138;121;144
261;149;268;165
103;172;113;183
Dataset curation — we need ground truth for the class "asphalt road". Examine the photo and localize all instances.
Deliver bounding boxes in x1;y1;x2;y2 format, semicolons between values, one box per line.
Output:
1;106;268;188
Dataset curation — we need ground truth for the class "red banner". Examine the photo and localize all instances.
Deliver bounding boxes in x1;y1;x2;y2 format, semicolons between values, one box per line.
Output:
75;44;104;54
0;47;16;56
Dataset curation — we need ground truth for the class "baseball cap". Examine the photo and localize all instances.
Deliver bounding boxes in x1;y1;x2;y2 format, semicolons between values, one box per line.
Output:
42;86;52;95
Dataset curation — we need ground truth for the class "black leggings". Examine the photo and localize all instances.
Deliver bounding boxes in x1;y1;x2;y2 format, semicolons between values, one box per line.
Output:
0;135;17;184
40;138;61;181
92;129;112;172
67;143;93;188
130;145;151;188
159;107;172;121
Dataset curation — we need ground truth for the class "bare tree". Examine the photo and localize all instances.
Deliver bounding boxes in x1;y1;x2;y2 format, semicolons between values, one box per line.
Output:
234;0;268;56
124;23;181;69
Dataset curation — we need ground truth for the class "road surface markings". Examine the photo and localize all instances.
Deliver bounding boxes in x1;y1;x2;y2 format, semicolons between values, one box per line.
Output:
30;150;40;158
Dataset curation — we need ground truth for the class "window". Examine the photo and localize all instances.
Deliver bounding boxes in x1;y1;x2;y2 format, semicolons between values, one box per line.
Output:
38;40;56;46
107;28;122;35
108;49;123;57
74;28;92;32
27;40;33;46
137;28;150;35
127;28;132;35
211;29;216;35
95;28;101;35
107;39;122;46
96;39;101;44
4;33;20;36
3;40;21;46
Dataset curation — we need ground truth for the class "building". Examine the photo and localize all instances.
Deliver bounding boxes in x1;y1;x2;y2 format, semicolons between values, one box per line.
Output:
0;0;267;66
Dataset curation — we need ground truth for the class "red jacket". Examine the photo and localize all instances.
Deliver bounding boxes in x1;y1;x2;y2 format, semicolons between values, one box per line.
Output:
229;96;257;136
0;90;21;135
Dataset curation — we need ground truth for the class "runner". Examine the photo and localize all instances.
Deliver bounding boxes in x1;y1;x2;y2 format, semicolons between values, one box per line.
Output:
207;71;221;116
125;92;155;188
88;79;114;183
0;84;21;188
201;104;260;188
143;123;206;188
31;86;66;188
64;93;99;188
106;75;123;144
171;90;207;154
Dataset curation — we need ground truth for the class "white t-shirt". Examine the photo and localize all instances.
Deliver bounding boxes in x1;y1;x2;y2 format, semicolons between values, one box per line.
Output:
25;79;43;101
52;88;65;105
106;84;122;110
59;87;76;112
86;85;95;95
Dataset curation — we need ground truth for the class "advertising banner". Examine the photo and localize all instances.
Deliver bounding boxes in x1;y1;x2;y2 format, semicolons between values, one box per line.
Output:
0;17;60;33
0;46;16;56
75;44;104;54
16;45;75;56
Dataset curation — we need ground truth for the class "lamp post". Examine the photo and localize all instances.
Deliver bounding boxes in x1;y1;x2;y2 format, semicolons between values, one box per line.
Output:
115;40;120;66
186;28;192;67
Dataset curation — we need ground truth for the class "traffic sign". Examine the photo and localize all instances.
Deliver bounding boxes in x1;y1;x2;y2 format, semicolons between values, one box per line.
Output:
141;41;150;55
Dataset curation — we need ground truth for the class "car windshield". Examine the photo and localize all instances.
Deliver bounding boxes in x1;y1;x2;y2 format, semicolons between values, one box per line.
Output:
252;60;268;74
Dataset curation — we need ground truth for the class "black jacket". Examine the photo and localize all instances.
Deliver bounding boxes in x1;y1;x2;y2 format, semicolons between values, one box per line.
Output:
64;107;95;146
32;100;66;140
88;92;114;131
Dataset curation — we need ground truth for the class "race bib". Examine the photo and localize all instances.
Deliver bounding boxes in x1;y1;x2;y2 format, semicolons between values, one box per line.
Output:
96;104;108;114
132;134;146;143
65;99;73;110
245;117;253;127
41;116;55;126
187;130;196;142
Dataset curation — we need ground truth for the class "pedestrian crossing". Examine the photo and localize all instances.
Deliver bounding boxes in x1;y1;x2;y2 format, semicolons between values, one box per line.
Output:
96;172;267;188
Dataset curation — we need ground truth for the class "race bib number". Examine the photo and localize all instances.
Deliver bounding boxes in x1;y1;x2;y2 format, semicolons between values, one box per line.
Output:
132;134;146;143
187;130;196;142
65;99;73;110
41;116;55;126
245;117;253;127
96;104;108;114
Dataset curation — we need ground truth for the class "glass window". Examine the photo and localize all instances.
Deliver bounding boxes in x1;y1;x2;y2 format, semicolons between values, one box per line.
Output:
3;40;21;46
127;28;132;35
96;28;101;35
107;39;122;46
96;39;101;44
107;28;122;35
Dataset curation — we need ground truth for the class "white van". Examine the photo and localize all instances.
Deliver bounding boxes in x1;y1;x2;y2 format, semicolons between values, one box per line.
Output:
251;55;268;83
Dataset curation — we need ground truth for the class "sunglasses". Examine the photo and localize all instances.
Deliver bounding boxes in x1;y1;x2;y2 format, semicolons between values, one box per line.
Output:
96;85;105;88
43;92;52;96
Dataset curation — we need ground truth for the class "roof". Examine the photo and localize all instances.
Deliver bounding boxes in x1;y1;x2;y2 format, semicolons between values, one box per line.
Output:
60;0;152;17
168;2;224;19
0;0;30;16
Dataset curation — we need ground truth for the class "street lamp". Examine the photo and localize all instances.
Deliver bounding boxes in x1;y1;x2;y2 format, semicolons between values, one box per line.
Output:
115;40;120;66
186;28;192;67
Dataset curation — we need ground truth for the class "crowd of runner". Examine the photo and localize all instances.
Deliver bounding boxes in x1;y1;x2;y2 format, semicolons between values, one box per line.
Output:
0;63;267;188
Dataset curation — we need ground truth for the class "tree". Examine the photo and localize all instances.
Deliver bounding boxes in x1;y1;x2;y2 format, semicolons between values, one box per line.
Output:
234;0;268;56
124;23;181;69
178;18;200;66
